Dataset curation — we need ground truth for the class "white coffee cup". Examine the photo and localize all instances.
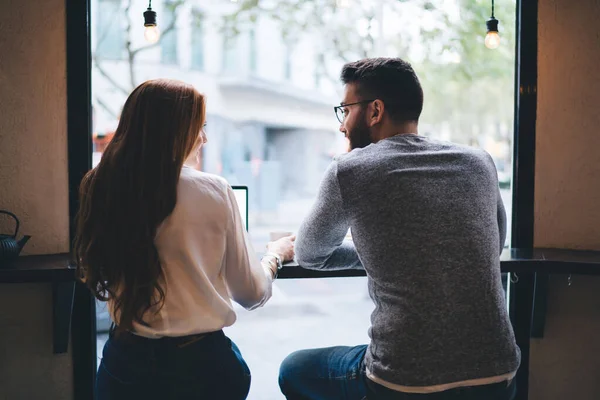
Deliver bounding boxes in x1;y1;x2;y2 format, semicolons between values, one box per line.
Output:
269;231;293;241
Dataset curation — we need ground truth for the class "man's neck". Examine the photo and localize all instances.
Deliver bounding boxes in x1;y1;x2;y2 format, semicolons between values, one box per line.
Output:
374;121;419;142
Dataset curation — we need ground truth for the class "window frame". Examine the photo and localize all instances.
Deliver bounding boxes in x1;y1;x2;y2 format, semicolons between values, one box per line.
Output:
66;0;538;399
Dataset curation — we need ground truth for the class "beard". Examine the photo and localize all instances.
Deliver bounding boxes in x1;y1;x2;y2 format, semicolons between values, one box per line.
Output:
348;115;373;150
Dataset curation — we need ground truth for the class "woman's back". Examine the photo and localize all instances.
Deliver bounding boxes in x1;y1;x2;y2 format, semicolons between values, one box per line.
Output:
79;79;294;400
119;167;270;338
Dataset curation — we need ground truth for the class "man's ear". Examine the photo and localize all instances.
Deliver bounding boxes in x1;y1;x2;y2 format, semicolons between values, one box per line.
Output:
369;100;385;126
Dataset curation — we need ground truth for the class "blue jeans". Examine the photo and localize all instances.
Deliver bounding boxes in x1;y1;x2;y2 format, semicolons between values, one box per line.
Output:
279;345;517;400
96;329;251;400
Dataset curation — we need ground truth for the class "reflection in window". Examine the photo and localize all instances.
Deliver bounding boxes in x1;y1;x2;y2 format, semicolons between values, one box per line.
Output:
95;0;124;60
190;10;205;71
161;2;178;65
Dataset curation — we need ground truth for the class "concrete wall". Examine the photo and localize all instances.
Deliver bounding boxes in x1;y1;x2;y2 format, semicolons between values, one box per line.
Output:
0;0;73;399
530;0;600;398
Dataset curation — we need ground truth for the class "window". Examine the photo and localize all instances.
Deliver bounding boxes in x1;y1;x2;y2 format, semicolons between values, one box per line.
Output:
226;277;371;399
284;42;293;81
249;28;257;74
160;1;178;65
190;10;205;71
95;0;124;60
91;1;517;398
314;53;325;88
222;32;238;73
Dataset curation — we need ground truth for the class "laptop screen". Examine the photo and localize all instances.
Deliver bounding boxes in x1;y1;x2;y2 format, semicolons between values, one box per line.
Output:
231;186;248;231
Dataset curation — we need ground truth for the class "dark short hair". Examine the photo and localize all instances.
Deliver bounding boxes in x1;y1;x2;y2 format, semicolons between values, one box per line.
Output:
340;57;423;122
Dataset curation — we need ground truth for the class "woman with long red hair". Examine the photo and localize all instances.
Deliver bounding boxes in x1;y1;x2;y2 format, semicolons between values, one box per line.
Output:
75;79;294;399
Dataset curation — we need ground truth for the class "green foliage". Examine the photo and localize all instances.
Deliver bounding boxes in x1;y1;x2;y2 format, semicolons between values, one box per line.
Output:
164;0;185;11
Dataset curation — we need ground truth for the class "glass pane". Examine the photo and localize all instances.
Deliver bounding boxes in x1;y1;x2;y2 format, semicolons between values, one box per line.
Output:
190;11;204;71
95;0;124;60
160;2;178;64
249;28;257;74
222;35;238;73
226;277;371;399
91;1;516;398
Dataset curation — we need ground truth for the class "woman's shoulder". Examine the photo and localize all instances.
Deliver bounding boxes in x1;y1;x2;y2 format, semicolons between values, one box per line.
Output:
179;166;231;200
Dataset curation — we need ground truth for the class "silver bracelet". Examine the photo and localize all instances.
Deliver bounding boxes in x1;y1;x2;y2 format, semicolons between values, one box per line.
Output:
262;252;282;278
261;257;277;279
263;252;282;270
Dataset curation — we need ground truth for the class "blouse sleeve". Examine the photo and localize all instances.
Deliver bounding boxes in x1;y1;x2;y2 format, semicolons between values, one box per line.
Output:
222;185;272;310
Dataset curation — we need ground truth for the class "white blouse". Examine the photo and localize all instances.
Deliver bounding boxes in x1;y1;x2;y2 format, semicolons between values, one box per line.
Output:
109;166;272;338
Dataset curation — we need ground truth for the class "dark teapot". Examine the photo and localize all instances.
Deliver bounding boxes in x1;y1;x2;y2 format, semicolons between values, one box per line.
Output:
0;210;31;268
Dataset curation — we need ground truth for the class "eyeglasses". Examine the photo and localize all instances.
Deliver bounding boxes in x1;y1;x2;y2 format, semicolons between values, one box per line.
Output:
334;100;375;124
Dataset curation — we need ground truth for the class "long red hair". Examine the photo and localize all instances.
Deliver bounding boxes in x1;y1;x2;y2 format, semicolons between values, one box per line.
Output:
74;79;206;333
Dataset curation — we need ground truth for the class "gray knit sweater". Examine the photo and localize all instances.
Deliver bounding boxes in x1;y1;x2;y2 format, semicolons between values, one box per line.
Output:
295;134;520;387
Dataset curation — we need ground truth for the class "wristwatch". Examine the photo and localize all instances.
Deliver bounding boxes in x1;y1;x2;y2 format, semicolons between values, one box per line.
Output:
263;252;283;278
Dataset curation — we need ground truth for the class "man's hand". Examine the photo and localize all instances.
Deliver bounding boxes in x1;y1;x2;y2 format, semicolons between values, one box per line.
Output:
266;235;296;262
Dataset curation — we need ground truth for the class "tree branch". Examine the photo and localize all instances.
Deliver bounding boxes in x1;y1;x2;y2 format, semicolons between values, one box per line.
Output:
93;57;130;96
94;95;119;120
124;0;136;89
331;37;352;63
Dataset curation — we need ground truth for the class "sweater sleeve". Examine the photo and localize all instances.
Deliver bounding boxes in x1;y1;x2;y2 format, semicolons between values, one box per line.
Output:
497;187;507;255
295;161;362;270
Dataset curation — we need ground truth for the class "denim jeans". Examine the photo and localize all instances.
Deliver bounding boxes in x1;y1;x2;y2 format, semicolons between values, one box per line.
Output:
96;329;251;400
279;345;517;400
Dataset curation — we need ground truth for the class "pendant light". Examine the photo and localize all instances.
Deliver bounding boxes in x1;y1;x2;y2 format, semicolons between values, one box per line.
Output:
485;0;500;49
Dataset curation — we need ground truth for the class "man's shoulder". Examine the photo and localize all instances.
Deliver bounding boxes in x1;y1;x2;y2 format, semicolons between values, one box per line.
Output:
334;146;376;169
420;137;495;165
450;143;496;169
334;137;495;170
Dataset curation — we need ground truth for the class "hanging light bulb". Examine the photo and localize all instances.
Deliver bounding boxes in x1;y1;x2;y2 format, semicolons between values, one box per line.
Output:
144;25;160;43
485;29;500;49
484;0;500;49
143;0;160;44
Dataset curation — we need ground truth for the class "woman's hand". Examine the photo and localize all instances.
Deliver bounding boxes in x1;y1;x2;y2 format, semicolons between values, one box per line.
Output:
266;235;296;262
